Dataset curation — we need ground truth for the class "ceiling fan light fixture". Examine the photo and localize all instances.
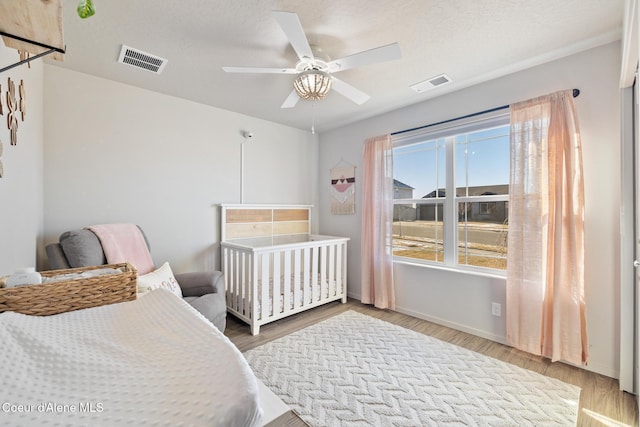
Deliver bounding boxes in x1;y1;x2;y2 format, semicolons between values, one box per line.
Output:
293;69;332;100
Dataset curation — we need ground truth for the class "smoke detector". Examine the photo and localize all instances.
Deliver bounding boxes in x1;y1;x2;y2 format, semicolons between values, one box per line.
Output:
410;74;452;93
118;45;167;74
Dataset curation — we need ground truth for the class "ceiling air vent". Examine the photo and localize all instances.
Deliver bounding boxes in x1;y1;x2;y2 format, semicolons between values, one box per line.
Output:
118;45;167;74
410;74;452;93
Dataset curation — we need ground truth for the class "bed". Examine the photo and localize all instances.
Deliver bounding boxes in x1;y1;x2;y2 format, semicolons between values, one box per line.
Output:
220;204;348;335
0;289;262;426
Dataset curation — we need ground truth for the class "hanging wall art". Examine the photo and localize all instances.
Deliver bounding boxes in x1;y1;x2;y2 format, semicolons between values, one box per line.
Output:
6;77;18;146
19;80;25;121
18;50;31;69
330;160;356;215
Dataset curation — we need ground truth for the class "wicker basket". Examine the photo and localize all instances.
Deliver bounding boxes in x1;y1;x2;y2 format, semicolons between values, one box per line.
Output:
0;263;137;316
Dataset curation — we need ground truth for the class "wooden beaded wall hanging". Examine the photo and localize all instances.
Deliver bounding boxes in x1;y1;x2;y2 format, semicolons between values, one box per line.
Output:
6;77;18;146
18;50;31;69
19;80;25;121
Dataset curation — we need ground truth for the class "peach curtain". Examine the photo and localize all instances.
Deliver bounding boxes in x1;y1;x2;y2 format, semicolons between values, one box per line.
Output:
506;90;588;365
361;134;395;309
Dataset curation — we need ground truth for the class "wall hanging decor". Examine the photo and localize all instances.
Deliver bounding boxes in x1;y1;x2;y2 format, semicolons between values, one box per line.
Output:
330;160;356;215
19;79;25;121
6;77;18;145
18;50;31;69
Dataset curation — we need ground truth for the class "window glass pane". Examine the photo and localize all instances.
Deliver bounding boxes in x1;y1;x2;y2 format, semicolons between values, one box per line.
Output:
392;118;509;273
393;139;445;199
455;126;509;196
457;202;507;270
393;203;444;263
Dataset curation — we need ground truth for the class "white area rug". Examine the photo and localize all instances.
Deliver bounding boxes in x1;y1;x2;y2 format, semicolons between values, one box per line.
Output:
244;310;581;426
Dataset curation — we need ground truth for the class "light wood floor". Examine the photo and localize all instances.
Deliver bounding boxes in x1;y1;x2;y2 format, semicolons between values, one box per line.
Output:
225;299;638;427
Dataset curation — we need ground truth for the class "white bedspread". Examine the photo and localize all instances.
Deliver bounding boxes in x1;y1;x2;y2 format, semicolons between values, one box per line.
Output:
0;289;262;426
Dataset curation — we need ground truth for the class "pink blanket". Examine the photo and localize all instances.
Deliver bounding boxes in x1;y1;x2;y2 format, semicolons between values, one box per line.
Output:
86;223;155;275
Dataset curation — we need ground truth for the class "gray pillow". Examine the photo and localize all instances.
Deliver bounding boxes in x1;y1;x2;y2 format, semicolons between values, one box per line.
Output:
59;229;107;268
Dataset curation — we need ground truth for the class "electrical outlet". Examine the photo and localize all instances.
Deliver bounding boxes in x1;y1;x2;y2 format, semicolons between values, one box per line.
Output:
491;302;501;317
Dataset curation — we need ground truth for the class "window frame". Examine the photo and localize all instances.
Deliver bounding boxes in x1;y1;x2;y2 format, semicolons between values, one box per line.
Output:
392;111;510;274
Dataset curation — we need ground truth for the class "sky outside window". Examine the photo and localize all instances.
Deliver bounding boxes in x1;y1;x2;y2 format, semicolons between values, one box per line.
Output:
393;138;446;199
393;125;509;198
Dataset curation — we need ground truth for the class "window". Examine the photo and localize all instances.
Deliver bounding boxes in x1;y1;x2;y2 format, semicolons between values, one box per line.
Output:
392;113;509;272
478;202;492;215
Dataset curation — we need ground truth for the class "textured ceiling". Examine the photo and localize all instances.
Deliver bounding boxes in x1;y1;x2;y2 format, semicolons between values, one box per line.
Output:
46;0;624;133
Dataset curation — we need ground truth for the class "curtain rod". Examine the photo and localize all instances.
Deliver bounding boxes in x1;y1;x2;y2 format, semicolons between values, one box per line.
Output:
391;88;580;137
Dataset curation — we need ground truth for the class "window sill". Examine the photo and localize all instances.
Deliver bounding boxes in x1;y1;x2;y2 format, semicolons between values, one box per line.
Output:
393;257;507;280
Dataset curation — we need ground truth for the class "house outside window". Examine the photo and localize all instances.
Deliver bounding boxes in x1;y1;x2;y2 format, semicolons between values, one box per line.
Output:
392;113;510;272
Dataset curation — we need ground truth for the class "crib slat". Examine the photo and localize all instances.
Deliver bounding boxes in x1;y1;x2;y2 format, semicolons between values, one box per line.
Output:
311;246;319;302
260;253;270;320
282;250;291;314
228;249;233;310
245;252;253;316
303;247;311;307
335;243;343;297
320;244;327;302
238;251;245;315
252;252;259;322
341;242;348;302
328;244;336;297
293;248;301;309
273;251;281;314
222;247;230;308
232;249;238;310
232;249;238;312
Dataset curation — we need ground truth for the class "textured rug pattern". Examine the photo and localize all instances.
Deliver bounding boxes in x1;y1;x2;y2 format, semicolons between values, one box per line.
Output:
244;311;580;426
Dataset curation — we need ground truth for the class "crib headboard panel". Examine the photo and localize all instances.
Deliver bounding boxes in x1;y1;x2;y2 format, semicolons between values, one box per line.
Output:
220;204;311;241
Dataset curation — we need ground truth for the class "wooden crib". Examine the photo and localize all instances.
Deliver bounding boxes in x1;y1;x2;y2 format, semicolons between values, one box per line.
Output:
220;204;348;335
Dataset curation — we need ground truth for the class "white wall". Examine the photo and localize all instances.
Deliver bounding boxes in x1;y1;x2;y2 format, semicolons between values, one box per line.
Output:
0;46;44;276
319;42;622;378
43;65;318;274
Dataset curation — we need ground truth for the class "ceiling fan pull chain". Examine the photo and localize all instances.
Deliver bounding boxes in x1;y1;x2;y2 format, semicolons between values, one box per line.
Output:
311;100;316;134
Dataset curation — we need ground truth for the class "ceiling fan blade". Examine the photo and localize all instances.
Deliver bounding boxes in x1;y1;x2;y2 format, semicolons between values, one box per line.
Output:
281;89;300;108
328;42;401;73
272;11;314;61
222;66;297;74
331;77;370;105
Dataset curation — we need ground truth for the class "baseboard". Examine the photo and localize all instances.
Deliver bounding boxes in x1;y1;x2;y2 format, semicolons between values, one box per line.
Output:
394;304;618;379
346;290;361;301
346;291;505;343
394;305;508;345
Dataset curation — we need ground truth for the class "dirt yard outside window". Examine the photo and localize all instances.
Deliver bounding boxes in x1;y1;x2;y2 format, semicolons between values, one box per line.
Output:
393;220;507;270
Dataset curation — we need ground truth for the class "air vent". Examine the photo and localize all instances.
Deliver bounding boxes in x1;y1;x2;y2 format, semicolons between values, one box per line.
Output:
410;74;452;93
118;45;167;74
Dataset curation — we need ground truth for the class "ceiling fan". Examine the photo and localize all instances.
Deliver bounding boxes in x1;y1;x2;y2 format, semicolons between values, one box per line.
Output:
222;10;402;109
